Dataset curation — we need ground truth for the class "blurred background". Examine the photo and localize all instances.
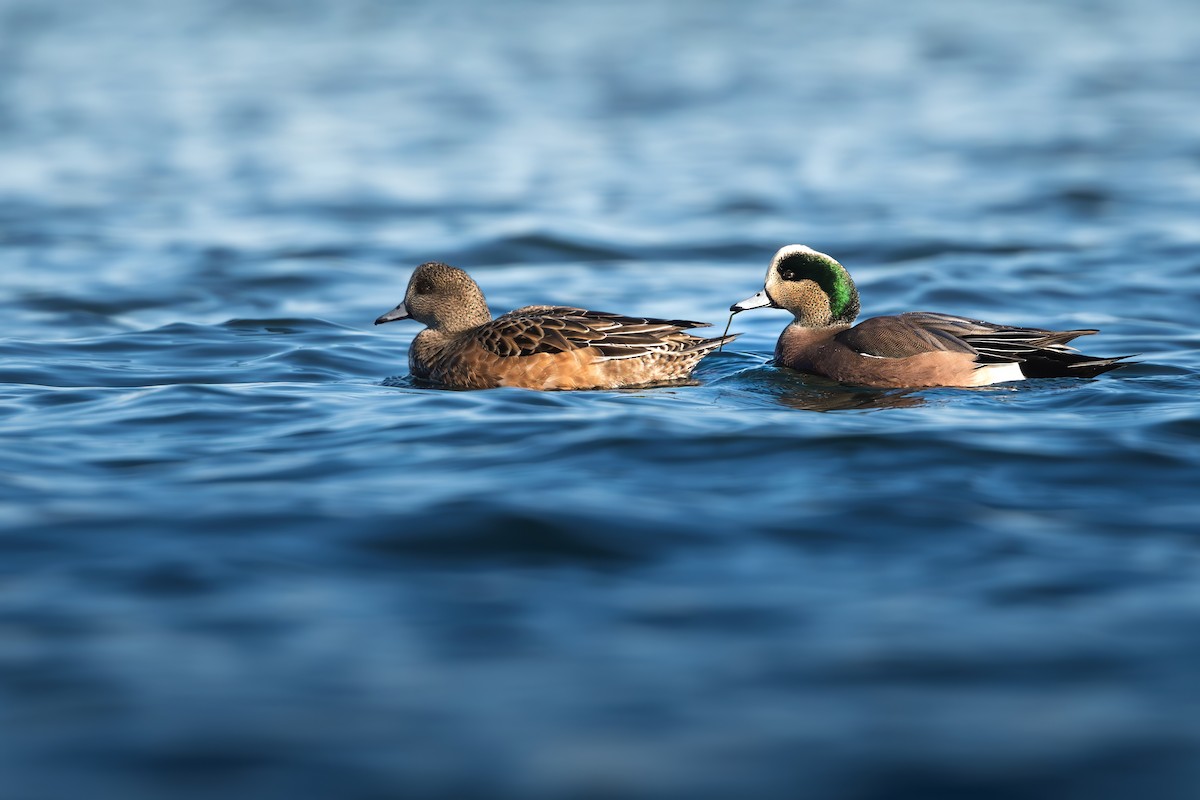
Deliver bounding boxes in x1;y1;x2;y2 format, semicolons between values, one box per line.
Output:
2;0;1200;798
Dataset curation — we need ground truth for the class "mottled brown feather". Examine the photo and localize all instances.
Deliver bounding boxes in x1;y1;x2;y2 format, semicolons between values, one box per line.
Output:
379;267;736;390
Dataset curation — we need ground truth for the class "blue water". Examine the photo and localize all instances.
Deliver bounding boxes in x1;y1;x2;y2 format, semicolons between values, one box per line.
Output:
3;1;1200;798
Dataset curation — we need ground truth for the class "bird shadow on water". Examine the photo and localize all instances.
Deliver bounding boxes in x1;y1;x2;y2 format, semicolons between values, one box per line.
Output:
378;374;703;392
377;359;1133;413
713;364;929;411
380;374;424;389
379;356;926;410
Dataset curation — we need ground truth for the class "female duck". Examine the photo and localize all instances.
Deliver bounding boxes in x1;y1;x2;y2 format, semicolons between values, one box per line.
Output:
730;245;1128;388
376;261;737;390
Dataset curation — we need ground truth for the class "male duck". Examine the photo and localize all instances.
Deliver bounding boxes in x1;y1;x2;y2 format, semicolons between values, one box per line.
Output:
730;245;1129;388
376;261;737;390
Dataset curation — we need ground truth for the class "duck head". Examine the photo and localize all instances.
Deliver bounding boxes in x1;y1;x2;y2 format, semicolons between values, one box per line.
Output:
731;245;860;327
375;262;493;333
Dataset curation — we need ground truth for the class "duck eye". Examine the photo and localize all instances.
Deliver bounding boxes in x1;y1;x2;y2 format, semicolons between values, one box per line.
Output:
777;255;811;282
413;279;434;295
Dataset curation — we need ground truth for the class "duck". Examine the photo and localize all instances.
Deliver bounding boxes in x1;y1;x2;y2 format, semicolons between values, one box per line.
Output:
729;244;1129;388
375;261;738;390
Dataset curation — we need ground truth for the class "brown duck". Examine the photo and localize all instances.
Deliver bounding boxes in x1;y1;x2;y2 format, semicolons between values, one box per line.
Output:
730;245;1129;388
375;262;737;390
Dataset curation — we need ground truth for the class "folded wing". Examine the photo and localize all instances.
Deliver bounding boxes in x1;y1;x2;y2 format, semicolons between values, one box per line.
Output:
478;306;725;360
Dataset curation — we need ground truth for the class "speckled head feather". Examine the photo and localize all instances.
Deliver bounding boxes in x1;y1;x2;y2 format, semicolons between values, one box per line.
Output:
764;245;860;326
400;262;493;333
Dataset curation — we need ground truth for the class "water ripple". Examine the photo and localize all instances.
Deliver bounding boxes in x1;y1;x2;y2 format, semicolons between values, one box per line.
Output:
3;0;1200;797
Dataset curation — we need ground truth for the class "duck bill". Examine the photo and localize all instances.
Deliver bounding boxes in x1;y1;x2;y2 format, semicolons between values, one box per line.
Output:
374;302;411;325
730;290;775;313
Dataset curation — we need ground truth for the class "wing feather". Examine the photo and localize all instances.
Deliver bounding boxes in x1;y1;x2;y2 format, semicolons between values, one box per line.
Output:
836;312;1102;366
477;307;717;358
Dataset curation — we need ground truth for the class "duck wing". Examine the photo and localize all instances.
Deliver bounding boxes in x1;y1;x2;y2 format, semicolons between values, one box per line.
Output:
477;306;716;360
836;312;1101;365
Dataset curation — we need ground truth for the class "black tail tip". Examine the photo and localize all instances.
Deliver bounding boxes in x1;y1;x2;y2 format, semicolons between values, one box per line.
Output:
1020;354;1135;380
1068;355;1137;378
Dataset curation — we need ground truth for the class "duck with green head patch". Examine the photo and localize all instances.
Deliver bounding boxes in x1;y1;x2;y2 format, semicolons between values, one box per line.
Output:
376;261;738;390
730;244;1130;388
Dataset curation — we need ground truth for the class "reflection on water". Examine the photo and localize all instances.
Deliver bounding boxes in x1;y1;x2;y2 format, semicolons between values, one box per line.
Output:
778;386;928;411
730;366;930;411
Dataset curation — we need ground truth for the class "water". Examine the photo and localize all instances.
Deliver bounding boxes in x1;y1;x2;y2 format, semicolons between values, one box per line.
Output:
2;0;1200;797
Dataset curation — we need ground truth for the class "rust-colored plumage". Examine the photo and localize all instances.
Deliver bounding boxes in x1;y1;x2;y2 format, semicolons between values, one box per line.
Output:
375;263;736;390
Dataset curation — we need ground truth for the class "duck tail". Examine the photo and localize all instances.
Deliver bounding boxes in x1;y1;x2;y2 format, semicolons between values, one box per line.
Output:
1018;350;1136;379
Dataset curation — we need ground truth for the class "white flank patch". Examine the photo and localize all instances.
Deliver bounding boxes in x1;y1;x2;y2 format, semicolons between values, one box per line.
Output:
973;362;1026;386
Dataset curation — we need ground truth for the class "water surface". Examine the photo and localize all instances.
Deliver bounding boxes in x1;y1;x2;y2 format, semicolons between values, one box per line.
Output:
3;1;1200;798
